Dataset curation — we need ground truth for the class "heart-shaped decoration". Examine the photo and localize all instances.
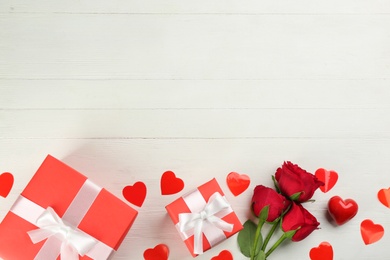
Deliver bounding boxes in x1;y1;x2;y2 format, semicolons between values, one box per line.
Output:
143;244;169;260
211;250;233;260
378;188;390;208
0;172;14;198
122;181;147;207
227;172;250;196
315;168;338;193
309;242;333;260
160;171;184;195
328;196;358;225
360;219;384;245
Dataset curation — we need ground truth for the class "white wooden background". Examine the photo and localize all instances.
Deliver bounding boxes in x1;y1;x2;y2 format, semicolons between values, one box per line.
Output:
1;1;390;259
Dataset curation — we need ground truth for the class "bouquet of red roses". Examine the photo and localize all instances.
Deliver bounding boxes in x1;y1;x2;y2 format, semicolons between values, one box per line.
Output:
238;162;324;260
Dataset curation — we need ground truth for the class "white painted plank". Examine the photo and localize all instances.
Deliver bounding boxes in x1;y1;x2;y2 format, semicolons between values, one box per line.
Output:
0;109;389;139
1;0;390;14
1;0;389;258
1;14;389;80
1;138;389;259
1;81;390;109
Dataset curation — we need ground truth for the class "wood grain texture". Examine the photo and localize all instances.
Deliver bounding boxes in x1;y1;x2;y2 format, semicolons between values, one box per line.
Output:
1;0;390;14
1;1;390;259
1;14;389;80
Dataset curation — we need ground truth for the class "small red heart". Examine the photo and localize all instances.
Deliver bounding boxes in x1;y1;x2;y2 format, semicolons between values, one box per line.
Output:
378;188;390;208
122;181;147;207
0;172;14;198
160;171;184;195
143;244;169;260
360;219;384;245
328;196;358;225
226;172;250;196
309;242;333;260
211;250;233;260
315;168;338;193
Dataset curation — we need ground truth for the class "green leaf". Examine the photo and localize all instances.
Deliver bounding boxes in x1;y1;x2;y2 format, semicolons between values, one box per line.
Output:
289;191;302;201
255;250;266;260
237;220;258;257
272;175;281;193
259;205;269;223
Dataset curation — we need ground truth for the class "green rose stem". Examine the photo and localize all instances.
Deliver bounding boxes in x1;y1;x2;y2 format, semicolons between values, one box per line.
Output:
265;230;297;258
265;234;287;257
251;218;264;260
261;220;279;251
262;203;292;252
250;206;269;260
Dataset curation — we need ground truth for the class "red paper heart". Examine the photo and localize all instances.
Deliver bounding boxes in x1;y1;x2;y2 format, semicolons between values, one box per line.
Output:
122;181;147;207
328;196;358;225
315;168;338;193
160;171;184;195
211;250;233;260
226;172;250;196
309;242;333;260
378;188;390;208
360;219;384;245
143;244;169;260
0;172;14;198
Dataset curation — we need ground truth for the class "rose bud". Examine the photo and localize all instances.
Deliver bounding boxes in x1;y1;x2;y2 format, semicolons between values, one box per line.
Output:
281;203;320;242
252;185;290;222
275;161;324;202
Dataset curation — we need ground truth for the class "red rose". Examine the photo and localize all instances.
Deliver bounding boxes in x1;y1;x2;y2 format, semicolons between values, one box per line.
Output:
275;161;324;202
281;203;320;242
252;185;290;222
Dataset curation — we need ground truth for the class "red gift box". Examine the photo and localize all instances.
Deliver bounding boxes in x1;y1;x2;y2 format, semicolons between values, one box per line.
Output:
165;178;243;257
0;155;137;260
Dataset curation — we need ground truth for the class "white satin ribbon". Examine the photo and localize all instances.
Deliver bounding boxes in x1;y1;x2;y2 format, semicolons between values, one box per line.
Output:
10;179;114;260
27;207;97;260
178;192;234;254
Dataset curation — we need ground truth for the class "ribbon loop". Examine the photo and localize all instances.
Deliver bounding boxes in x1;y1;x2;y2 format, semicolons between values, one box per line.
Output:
178;192;234;254
27;207;97;259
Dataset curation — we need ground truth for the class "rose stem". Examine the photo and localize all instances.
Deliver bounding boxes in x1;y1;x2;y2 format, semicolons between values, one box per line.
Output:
251;218;265;259
261;219;279;251
265;233;288;258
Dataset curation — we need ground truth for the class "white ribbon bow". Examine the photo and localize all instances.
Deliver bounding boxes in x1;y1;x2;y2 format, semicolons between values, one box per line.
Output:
27;207;97;260
178;193;234;254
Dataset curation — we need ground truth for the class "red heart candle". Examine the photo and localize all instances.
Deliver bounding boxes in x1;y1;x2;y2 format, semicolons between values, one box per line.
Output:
226;172;250;196
327;196;358;225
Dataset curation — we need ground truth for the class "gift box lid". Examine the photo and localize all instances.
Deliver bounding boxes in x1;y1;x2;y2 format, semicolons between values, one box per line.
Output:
165;178;243;257
0;155;138;259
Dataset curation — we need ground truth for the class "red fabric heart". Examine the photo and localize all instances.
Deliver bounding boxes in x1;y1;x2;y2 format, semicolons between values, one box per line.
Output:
122;181;147;207
360;219;384;245
378;188;390;208
226;172;250;196
211;250;233;260
315;168;338;193
327;196;358;225
143;244;169;260
0;172;14;198
309;242;333;260
160;171;184;195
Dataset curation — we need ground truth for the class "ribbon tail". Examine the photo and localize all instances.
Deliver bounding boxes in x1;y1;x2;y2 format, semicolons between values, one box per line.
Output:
193;220;204;255
27;229;56;244
68;229;97;256
61;241;79;260
207;215;234;233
